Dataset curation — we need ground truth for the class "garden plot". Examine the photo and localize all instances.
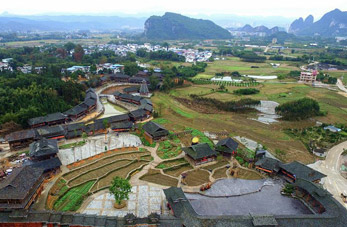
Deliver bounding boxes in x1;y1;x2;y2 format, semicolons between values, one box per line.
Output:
63;151;146;181
140;169;178;187
185;169;210;186
213;168;228;179
156;139;182;159
156;158;188;169
163;164;193;177
91;160;148;192
68;160;132;187
202;160;229;171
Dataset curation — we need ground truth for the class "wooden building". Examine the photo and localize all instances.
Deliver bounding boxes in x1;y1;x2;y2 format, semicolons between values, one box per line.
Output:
29;138;59;161
35;125;66;140
142;121;169;144
111;121;133;132
28;112;68;128
279;161;326;183
114;73;130;83
129;109;148;122
183;143;217;166
255;157;281;175
0;166;44;210
5;129;37;150
215;137;239;157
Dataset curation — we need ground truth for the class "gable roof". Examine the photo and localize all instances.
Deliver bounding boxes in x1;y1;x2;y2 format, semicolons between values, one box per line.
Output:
0;166;43;201
29;138;58;158
23;157;62;172
215;137;239;153
142;121;168;138
64;104;88;116
140;99;152;106
129;109;147;119
182;143;217;160
66;123;86;132
280;161;326;182
83;98;96;107
111;121;133;130
140;104;153;113
255;157;281;172
36;125;66;137
28;112;67;126
5;129;36;142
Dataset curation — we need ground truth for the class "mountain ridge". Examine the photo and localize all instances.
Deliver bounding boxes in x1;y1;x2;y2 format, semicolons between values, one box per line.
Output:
144;12;231;40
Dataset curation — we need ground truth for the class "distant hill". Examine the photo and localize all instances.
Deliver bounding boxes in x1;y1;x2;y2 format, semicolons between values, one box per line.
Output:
0;15;146;32
289;9;347;37
233;24;283;35
144;12;231;40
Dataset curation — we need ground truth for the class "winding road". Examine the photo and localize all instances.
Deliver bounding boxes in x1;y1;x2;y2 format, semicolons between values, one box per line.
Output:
309;141;347;209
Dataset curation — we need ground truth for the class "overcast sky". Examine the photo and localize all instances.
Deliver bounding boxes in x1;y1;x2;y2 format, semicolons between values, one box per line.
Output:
1;0;346;19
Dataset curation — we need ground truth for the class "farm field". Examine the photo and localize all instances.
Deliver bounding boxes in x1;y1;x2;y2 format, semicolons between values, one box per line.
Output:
233;168;263;180
194;57;300;79
163;164;193;177
48;149;151;211
156;158;188;169
140;169;178;187
184;169;210;186
213;168;228;179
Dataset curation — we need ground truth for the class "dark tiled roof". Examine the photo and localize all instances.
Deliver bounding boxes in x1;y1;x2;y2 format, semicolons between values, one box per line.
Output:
140;98;152;106
114;73;130;79
28;112;66;126
215;137;239;153
139;81;149;94
183;143;217;160
255;157;281;172
64;104;88;116
85;91;97;100
139;104;153;113
83;98;96;107
23;157;62;172
5;129;36;142
113;91;121;97
35;125;66;137
0;166;43;200
129;109;147;119
143;121;169;138
280;161;326;182
129;77;149;83
66;122;86;132
111;121;133;130
29;138;58;158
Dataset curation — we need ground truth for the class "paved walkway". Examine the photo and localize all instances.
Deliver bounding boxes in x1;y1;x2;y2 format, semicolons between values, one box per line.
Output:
58;133;141;165
309;141;347;209
80;185;169;217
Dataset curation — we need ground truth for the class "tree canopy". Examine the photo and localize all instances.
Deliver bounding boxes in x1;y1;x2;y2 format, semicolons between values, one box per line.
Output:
109;177;132;205
275;98;322;120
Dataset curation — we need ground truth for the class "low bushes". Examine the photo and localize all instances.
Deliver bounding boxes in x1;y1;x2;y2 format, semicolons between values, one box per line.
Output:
233;88;260;95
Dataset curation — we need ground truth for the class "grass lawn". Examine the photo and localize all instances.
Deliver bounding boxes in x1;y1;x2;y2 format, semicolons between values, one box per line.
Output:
59;141;86;149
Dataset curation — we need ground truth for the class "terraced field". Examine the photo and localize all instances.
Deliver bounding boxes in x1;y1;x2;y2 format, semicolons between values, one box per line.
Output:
163;164;193;177
63;151;146;181
140;169;178;187
213;168;228;179
91;160;148;192
185;169;210;186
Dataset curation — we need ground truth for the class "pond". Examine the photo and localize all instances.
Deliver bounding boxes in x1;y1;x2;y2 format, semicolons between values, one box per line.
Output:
97;100;128;119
